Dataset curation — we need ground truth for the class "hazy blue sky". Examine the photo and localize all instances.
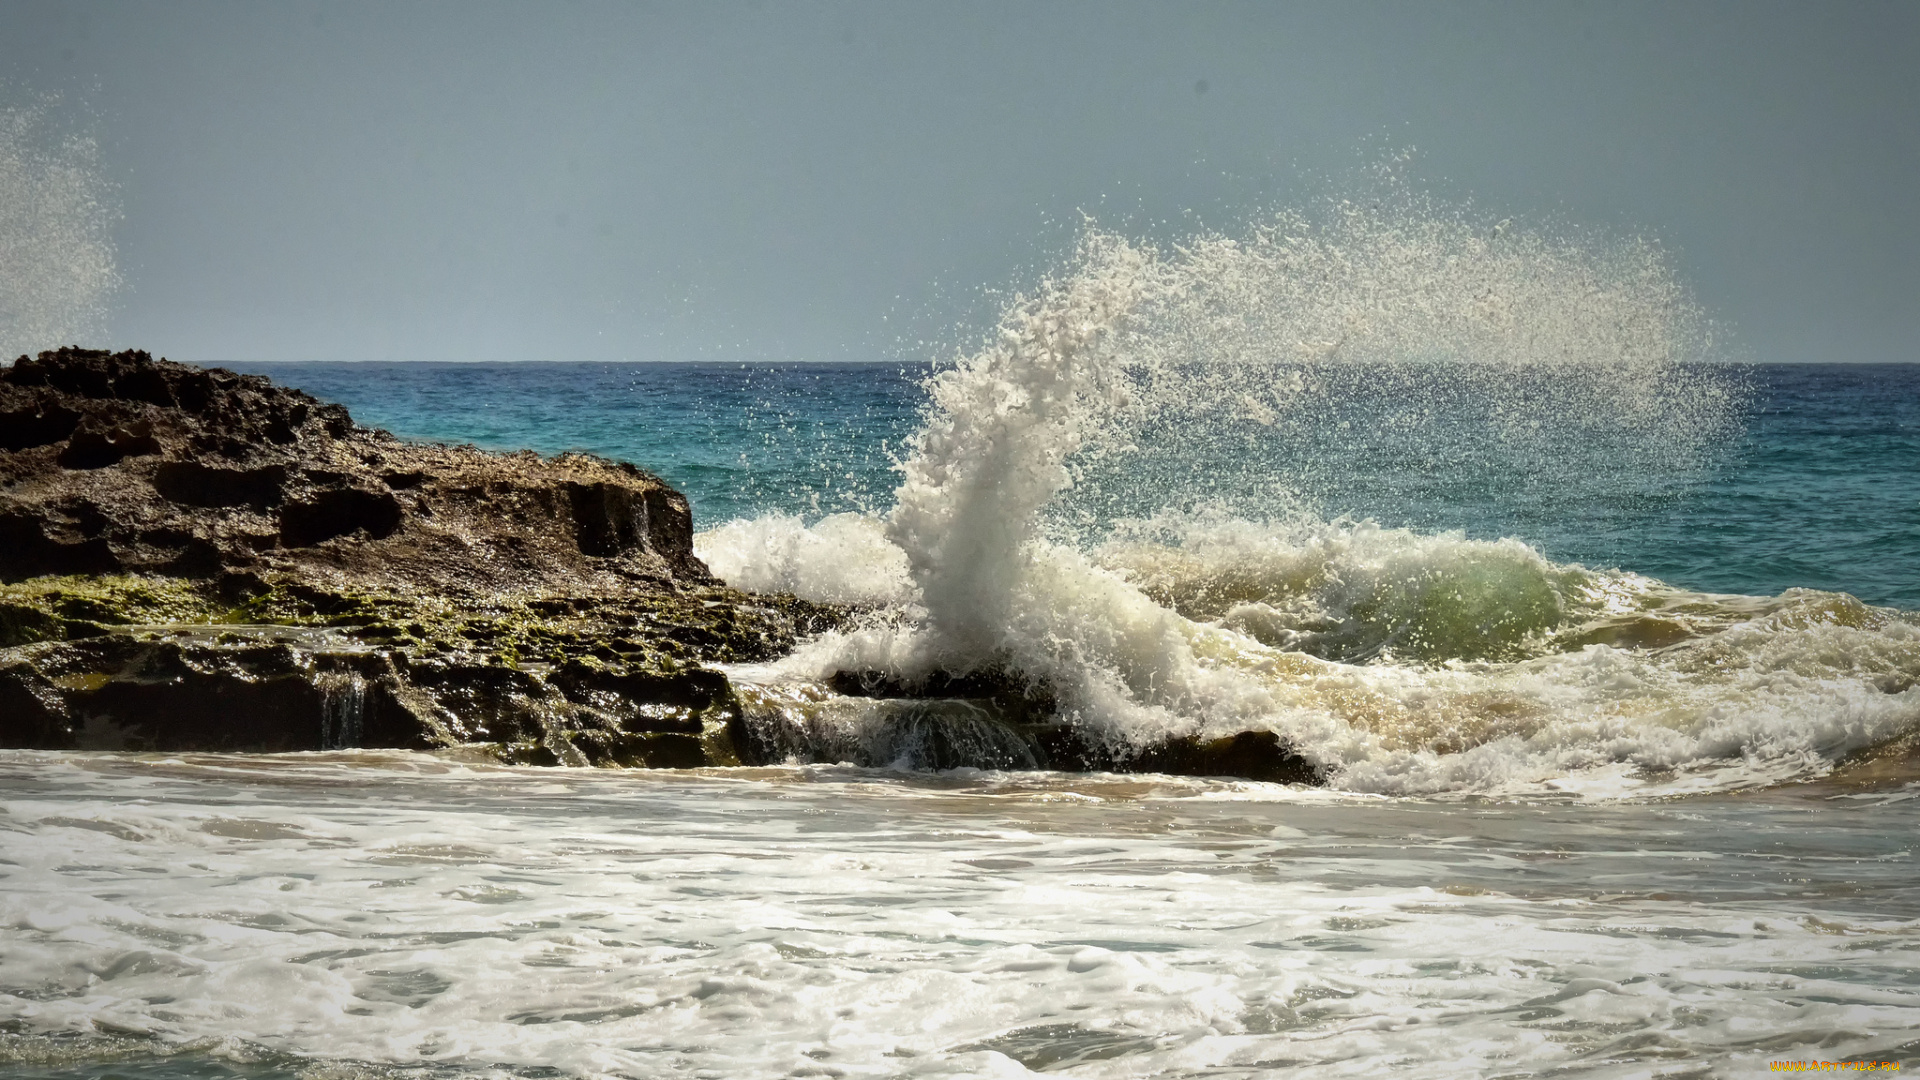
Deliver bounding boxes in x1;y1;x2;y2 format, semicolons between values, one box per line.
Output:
2;0;1914;364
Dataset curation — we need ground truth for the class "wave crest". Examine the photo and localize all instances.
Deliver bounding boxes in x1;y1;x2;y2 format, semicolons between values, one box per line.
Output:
693;194;1910;797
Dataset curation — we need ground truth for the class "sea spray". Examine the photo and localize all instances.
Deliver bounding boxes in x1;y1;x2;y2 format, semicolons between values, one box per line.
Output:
886;231;1165;661
0;101;119;360
701;196;1920;793
883;193;1746;646
1050;195;1747;535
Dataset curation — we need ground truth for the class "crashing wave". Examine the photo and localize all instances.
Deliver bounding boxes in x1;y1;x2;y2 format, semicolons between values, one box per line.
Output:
695;196;1916;796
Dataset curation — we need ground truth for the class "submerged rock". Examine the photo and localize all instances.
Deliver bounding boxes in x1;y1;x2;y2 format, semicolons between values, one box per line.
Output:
812;667;1323;784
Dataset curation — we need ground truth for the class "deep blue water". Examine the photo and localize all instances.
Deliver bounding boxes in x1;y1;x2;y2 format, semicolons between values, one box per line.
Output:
223;361;1919;610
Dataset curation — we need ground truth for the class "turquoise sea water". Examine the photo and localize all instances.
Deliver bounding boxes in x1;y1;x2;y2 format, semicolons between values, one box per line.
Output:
226;360;1918;611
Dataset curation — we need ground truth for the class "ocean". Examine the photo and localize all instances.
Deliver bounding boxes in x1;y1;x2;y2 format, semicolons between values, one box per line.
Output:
5;212;1919;1078
220;359;1920;611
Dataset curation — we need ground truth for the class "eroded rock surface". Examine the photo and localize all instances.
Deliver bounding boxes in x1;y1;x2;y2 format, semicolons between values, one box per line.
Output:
0;349;835;764
0;348;705;590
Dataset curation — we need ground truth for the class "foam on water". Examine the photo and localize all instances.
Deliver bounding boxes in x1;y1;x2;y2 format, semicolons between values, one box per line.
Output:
0;101;119;360
697;512;913;608
695;199;1918;796
1;752;1916;1079
703;509;1920;796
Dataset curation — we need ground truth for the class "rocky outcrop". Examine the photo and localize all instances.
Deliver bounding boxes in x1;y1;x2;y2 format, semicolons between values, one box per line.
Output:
0;571;835;764
0;628;748;767
0;349;836;765
0;349;1320;784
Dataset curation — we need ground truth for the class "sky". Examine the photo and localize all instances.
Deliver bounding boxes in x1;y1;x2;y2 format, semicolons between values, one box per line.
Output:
1;0;1915;365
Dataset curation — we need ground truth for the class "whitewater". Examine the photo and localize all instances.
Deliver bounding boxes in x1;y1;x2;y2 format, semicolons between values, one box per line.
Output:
4;168;1918;1076
3;753;1917;1079
698;204;1918;800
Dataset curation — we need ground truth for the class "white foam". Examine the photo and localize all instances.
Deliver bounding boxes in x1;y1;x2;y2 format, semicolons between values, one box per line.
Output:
725;503;1918;797
695;512;914;607
2;752;1916;1078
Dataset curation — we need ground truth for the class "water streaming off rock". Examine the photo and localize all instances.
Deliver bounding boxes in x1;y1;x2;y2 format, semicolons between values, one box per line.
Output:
0;752;1915;1079
317;672;367;751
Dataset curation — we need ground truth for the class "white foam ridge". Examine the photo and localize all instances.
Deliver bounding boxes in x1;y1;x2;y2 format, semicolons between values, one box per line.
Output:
696;199;1914;797
710;507;1920;796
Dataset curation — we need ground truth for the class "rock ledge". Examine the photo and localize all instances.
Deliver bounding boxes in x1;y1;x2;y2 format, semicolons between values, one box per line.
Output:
0;349;835;764
0;349;1320;783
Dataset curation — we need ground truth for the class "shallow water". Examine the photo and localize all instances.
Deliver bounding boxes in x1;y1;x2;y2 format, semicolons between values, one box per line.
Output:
2;751;1916;1079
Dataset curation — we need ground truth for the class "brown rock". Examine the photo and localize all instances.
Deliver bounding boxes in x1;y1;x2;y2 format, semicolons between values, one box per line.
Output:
0;347;709;593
